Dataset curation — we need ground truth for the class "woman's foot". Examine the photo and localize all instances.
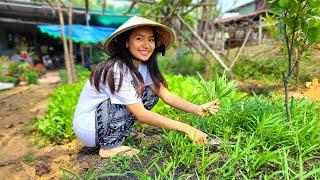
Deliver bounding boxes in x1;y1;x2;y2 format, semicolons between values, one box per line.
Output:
99;146;140;158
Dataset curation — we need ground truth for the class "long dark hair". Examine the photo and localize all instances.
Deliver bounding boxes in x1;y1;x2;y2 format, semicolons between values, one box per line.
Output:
89;27;167;97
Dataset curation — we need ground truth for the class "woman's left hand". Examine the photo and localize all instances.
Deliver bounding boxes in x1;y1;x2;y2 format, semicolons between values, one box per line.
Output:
196;100;220;117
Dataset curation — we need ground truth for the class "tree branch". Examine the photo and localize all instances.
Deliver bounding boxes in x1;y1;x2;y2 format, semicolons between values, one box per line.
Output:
176;14;229;71
124;1;136;15
229;28;252;70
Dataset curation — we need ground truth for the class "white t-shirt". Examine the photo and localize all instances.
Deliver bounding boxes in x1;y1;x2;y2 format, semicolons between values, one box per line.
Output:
72;62;153;147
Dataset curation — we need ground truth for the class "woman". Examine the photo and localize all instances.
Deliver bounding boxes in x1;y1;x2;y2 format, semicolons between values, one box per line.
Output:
73;16;219;158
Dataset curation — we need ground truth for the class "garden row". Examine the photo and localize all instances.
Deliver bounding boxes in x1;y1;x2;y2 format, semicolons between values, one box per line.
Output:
35;65;320;179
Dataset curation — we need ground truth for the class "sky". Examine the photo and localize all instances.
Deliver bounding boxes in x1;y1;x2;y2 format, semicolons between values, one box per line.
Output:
218;0;254;12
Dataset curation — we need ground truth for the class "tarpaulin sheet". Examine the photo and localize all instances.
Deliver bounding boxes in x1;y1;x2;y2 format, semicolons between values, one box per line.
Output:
38;24;115;44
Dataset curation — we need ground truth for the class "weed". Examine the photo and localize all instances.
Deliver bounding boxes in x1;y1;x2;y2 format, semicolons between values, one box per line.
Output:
24;71;38;84
24;153;35;163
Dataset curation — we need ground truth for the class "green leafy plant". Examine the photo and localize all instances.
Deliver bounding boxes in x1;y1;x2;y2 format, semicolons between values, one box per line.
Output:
36;65;90;143
35;81;85;143
23;153;35;163
91;46;109;64
192;72;244;104
159;50;206;76
24;71;39;84
0;75;19;86
35;72;320;179
7;62;27;78
59;65;90;85
233;57;287;82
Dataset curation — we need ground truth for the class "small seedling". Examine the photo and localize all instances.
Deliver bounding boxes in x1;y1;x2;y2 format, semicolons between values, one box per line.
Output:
24;153;35;163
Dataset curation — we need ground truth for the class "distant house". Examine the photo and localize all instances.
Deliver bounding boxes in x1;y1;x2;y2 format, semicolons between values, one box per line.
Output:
0;0;88;58
0;1;134;66
213;0;272;50
225;0;267;15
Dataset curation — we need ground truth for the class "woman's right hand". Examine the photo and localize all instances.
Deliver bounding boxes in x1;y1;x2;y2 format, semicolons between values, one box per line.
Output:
185;126;208;145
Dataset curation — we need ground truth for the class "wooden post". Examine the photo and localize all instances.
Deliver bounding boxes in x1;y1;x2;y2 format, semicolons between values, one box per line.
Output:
68;6;76;82
84;0;92;64
258;14;262;46
85;0;89;26
221;24;225;51
102;0;106;14
81;44;85;66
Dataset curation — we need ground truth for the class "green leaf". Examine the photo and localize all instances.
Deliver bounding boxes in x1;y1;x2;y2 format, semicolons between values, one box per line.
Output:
85;168;96;180
279;0;290;7
288;1;300;14
283;17;294;30
267;0;280;8
307;27;319;44
180;0;192;6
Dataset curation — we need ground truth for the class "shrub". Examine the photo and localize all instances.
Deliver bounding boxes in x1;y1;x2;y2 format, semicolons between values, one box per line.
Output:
91;46;109;64
233;57;286;82
58;70;68;84
59;65;91;84
7;62;28;78
0;75;19;86
24;71;39;84
36;65;90;142
159;50;206;76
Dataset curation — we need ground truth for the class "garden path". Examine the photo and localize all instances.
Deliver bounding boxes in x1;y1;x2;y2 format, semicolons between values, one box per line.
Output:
0;71;110;179
0;71;60;179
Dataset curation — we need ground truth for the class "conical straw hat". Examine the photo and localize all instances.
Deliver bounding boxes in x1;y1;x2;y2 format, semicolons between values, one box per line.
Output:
103;16;175;56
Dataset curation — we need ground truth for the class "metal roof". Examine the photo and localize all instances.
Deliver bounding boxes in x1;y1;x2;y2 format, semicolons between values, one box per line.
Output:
0;0;86;25
215;9;269;25
225;0;257;13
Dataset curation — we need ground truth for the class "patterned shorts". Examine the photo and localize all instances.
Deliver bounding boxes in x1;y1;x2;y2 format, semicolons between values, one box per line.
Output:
95;86;159;149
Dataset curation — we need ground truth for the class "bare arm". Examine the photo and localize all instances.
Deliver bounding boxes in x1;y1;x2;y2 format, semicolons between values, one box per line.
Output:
126;102;207;144
152;85;219;117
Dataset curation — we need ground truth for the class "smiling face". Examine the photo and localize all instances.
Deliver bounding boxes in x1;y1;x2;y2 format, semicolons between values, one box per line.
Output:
126;26;156;62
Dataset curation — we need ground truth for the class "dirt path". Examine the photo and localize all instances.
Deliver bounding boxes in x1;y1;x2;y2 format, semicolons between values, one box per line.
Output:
0;71;107;179
0;84;56;179
0;83;120;178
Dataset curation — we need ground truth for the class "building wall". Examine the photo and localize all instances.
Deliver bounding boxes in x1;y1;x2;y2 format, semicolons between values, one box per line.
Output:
238;3;256;15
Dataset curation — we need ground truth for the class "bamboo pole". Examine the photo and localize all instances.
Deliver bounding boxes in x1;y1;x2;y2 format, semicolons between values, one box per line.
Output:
68;6;76;82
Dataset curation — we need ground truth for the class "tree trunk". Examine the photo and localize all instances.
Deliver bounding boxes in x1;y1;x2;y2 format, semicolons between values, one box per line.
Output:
283;73;292;121
56;0;75;83
294;50;301;90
